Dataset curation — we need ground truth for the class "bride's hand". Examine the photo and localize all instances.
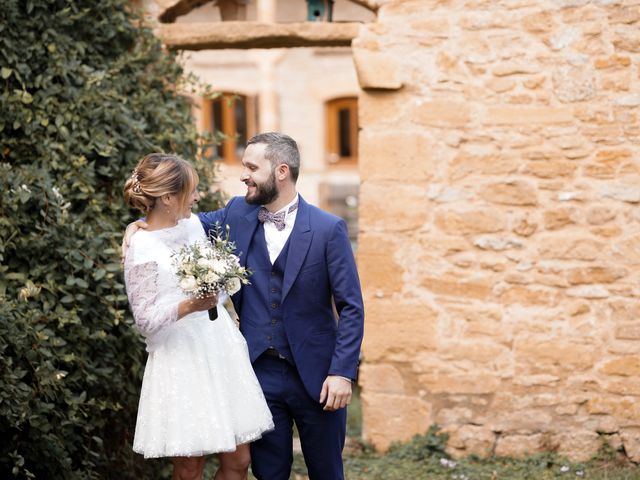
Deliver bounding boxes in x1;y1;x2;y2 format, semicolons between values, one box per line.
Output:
180;294;218;318
120;220;149;262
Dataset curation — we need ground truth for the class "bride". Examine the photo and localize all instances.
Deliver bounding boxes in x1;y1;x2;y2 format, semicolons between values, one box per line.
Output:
122;153;273;480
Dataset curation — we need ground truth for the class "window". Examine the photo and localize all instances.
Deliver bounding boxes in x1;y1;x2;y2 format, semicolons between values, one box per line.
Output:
325;97;358;165
202;93;258;163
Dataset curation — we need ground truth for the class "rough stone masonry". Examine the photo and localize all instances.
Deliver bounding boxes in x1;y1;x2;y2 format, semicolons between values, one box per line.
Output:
355;0;640;462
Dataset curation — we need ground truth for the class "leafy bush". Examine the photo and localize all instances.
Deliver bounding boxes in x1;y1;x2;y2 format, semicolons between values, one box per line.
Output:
0;1;221;477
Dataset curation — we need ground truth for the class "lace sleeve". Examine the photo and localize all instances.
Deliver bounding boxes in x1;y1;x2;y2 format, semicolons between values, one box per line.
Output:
124;261;180;338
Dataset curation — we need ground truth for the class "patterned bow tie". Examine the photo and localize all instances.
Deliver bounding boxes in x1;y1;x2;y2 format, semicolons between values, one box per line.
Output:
257;202;298;231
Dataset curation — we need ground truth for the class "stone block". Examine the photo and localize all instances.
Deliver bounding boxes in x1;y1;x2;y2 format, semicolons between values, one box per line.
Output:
594;55;632;69
434;207;505;235
611;234;640;264
449;305;503;338
525;159;577;179
613;29;640;52
446;425;496;459
420;273;494;301
552;65;595;103
604;379;640;396
565;266;627;285
359;363;405;395
483;106;573;125
435;407;473;426
362;299;438;362
554;430;601;462
419;372;501;394
357;233;403;295
601;356;640;376
515;340;596;370
584;149;632;179
486;77;516;93
480;180;538;206
492;62;541;77
495;434;544;458
620;429;640;462
615;323;640;340
512;214;538;237
538;235;605;261
586;205;616;225
449;152;520;181
352;48;403;91
413;101;471;128
359;182;427;232
587;397;640;424
522;11;555;33
359;90;412;128
362;392;432;452
497;285;559;307
544;207;579;230
359;130;434;182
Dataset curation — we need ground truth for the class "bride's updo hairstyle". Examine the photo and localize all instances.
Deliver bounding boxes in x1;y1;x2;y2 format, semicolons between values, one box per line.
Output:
124;153;199;214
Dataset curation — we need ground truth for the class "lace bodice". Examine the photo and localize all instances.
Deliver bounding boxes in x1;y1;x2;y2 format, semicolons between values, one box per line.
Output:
124;215;208;350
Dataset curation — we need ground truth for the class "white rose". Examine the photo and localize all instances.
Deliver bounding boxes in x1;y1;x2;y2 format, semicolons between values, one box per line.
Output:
182;264;193;275
197;258;215;269
204;271;220;284
227;277;242;295
212;259;227;274
180;276;198;292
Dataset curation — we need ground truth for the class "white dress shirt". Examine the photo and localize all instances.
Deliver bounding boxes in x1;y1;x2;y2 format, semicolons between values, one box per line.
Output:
263;194;299;264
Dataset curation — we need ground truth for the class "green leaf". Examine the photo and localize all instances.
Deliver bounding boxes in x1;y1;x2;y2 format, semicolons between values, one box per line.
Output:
1;67;12;79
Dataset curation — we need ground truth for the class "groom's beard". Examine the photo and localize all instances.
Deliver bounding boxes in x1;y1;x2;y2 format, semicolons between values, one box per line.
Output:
245;171;278;206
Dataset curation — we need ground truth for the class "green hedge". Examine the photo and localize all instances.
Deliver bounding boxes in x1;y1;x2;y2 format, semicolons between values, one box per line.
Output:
0;1;221;477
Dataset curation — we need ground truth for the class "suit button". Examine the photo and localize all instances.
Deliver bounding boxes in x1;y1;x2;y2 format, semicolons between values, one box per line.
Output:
271;303;278;309
271;288;277;293
271;271;276;276
267;335;272;341
271;318;277;325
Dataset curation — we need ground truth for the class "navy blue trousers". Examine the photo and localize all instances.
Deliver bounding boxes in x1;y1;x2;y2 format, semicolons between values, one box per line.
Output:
250;355;347;480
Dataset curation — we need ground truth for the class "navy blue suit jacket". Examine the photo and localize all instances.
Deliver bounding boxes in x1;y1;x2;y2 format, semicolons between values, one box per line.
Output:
198;196;364;400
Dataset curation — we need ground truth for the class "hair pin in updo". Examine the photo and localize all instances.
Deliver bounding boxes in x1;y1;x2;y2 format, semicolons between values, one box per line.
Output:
131;168;141;194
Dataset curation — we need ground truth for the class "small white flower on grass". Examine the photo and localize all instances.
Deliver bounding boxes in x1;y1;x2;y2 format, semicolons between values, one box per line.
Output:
439;458;457;469
560;465;570;473
576;470;584;477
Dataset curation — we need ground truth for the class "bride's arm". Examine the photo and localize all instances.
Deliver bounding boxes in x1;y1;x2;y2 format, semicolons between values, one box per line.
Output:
125;261;217;338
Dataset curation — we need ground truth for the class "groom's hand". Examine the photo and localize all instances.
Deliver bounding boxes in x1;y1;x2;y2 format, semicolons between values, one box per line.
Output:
120;220;149;262
320;376;352;411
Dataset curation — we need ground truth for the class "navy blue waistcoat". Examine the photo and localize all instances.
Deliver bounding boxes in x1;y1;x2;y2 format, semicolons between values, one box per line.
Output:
240;223;293;362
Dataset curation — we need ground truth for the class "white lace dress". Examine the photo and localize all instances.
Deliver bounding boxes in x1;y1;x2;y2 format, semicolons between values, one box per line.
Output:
124;214;274;459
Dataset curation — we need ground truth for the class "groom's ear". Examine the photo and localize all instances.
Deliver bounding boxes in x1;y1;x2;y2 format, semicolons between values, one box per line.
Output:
276;163;290;181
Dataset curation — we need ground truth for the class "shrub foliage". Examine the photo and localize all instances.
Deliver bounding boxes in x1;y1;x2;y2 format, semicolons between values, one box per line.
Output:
0;1;220;477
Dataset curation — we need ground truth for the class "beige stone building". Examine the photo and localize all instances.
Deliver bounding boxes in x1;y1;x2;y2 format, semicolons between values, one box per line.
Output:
141;0;640;464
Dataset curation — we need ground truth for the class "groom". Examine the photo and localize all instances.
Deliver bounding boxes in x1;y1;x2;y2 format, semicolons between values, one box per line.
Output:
200;132;363;479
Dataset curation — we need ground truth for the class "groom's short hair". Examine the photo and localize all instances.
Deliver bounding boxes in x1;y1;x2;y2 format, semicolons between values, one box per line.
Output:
247;132;300;182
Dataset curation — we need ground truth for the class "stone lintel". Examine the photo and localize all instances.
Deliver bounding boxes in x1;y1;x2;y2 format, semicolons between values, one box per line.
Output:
158;22;361;50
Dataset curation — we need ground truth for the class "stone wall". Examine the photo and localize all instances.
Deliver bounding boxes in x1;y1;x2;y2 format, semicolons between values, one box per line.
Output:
355;0;640;462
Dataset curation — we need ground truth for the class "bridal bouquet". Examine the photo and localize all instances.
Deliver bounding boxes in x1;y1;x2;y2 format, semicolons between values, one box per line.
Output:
173;227;251;320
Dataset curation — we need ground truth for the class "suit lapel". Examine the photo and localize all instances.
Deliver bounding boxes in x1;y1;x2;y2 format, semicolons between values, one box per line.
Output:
237;207;260;267
282;197;313;302
231;207;259;313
